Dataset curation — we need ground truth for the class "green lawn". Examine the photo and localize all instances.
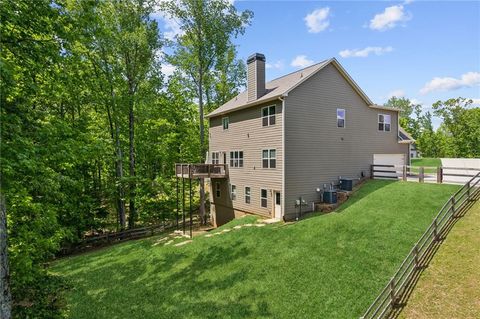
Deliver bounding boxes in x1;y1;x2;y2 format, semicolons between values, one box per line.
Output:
411;158;441;167
51;180;459;319
399;199;480;319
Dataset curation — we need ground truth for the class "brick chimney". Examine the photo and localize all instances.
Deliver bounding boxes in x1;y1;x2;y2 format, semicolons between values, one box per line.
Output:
247;53;266;101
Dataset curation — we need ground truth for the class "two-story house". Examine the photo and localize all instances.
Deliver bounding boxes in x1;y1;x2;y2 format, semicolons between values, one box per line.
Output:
206;53;412;226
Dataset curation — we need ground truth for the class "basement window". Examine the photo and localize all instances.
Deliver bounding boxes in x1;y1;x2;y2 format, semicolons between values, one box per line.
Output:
261;189;267;208
378;114;391;132
229;151;244;168
245;186;251;204
261;105;276;126
215;182;221;198
222;117;229;130
337;108;345;128
262;149;276;168
231;184;237;201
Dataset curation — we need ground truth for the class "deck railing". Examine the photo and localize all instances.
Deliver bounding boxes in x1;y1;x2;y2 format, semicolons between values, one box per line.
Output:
175;163;228;178
360;172;480;319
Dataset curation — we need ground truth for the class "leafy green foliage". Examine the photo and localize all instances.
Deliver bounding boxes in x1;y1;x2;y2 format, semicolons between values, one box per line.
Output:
1;0;246;316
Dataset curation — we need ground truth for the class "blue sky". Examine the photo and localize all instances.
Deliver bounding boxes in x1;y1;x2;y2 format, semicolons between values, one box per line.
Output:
155;0;480;127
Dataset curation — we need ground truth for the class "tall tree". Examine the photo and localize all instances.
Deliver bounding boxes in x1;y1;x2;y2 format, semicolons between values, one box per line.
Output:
384;96;422;139
160;0;252;224
0;195;12;319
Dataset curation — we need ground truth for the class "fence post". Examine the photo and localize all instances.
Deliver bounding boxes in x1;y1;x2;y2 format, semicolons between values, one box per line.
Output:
440;167;443;183
450;196;456;217
437;166;441;184
413;245;419;269
467;182;471;199
403;165;407;181
389;278;396;306
419;167;424;183
370;165;374;179
433;220;438;241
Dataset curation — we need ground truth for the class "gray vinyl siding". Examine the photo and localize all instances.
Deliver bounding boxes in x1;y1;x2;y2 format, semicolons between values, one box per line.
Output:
284;63;408;217
209;101;283;217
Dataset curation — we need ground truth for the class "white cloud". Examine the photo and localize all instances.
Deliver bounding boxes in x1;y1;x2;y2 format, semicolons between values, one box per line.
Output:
420;72;480;95
304;7;330;33
162;64;177;78
387;89;405;98
151;2;184;41
369;5;411;31
291;55;314;68
266;60;285;70
339;46;393;58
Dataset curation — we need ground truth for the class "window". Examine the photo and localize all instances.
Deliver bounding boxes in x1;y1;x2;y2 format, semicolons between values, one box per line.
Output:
211;152;220;164
262;149;276;168
231;184;237;200
261;189;268;208
215;182;221;198
261;105;276;126
245;187;251;204
222;117;229;130
378;114;391;132
337;108;345;128
229;151;244;168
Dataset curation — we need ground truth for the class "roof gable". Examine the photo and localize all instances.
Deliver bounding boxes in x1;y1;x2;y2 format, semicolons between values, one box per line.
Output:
207;58;386;118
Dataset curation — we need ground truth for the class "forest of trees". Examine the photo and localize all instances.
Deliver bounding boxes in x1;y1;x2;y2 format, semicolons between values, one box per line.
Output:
0;0;251;317
384;97;479;158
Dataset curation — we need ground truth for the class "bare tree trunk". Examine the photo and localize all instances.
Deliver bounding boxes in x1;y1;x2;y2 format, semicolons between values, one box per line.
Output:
115;122;126;230
198;71;207;225
0;195;12;319
127;93;136;229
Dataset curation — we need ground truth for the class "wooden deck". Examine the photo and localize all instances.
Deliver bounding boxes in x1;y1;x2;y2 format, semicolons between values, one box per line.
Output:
175;163;228;179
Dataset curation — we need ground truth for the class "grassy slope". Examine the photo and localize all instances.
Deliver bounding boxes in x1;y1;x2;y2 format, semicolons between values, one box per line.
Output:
51;181;459;319
399;199;480;319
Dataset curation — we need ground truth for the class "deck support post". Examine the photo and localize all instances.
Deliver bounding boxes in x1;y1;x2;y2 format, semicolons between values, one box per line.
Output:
189;164;193;239
182;165;186;235
176;174;179;229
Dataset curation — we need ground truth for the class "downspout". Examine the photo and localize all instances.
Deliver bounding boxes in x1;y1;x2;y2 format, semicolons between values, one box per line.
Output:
279;94;287;220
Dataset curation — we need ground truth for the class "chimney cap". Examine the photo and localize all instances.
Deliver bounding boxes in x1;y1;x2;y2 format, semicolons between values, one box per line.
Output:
247;53;266;64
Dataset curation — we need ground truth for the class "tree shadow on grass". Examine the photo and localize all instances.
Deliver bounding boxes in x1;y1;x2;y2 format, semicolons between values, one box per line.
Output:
64;238;272;319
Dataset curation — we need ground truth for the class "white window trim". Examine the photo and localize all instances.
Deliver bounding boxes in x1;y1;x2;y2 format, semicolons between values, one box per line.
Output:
211;151;220;164
261;105;276;127
244;186;251;204
222;117;229;130
260;188;268;208
337;108;346;128
230;184;237;201
229;150;244;168
262;149;277;169
378;114;392;132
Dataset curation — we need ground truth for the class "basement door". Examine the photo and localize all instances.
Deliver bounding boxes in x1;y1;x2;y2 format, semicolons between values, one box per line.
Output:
274;191;282;219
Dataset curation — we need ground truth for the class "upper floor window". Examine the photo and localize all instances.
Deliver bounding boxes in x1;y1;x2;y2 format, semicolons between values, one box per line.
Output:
222;117;229;130
262;149;276;168
378;114;391;132
245;187;251;204
261;188;268;208
262;105;276;126
337;108;345;128
211;152;220;164
229;151;244;168
230;184;237;200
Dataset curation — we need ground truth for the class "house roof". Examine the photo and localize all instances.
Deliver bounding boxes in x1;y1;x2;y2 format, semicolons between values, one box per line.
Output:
398;127;415;143
206;57;400;118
